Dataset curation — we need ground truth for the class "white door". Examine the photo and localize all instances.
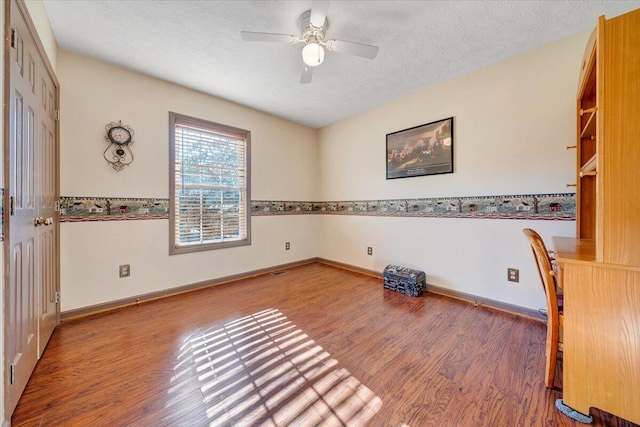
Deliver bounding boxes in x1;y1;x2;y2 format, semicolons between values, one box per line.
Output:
6;0;60;415
37;49;58;355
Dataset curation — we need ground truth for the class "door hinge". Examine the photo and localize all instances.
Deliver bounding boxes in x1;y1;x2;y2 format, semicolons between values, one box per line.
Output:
55;292;60;304
10;364;15;385
54;109;60;121
54;200;60;212
10;28;17;49
10;196;15;215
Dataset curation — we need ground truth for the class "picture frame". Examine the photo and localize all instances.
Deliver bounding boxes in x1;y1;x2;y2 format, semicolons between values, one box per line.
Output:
386;117;454;179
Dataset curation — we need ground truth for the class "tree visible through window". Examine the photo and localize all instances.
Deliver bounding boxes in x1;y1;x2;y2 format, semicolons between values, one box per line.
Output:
169;112;250;254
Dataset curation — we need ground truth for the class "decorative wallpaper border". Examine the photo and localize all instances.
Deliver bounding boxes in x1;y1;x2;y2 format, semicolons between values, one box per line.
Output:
60;197;169;222
251;193;574;220
59;193;575;222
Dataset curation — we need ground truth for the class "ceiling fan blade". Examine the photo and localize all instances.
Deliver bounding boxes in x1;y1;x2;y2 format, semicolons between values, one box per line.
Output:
325;39;379;59
241;32;299;44
300;64;314;84
310;1;330;27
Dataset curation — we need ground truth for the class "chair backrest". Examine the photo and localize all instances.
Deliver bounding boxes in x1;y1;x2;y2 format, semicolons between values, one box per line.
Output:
523;228;560;320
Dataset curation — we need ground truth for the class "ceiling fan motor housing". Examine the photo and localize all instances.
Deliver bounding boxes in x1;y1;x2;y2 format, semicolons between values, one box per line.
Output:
298;10;328;43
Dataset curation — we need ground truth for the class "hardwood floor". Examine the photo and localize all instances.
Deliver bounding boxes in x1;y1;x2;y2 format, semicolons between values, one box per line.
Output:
11;262;639;427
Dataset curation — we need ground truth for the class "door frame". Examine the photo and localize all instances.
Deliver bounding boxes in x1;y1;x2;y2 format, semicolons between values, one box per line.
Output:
2;0;60;422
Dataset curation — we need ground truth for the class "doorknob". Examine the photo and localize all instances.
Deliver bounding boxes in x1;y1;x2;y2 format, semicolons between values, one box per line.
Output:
44;217;54;225
34;217;45;226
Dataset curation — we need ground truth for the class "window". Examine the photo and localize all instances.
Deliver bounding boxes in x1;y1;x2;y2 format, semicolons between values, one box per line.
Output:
169;112;251;254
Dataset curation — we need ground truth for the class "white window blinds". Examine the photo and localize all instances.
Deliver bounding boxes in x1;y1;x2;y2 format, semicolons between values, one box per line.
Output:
170;113;251;254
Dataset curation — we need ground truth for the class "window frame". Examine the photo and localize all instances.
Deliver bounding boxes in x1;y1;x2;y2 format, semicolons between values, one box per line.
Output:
169;112;251;255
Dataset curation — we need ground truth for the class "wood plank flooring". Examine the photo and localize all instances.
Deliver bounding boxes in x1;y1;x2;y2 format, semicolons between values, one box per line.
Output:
11;262;640;426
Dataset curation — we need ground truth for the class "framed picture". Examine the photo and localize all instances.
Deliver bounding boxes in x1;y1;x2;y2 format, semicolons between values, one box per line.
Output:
386;117;454;179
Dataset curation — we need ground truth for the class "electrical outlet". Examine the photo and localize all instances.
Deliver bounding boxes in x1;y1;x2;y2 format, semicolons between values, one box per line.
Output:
285;242;290;250
367;247;373;256
507;268;519;283
119;264;130;278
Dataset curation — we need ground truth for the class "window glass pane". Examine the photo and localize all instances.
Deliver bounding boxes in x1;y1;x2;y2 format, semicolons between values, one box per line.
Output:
170;113;250;253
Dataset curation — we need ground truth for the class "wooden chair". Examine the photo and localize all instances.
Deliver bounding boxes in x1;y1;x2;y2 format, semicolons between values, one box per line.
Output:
523;228;563;389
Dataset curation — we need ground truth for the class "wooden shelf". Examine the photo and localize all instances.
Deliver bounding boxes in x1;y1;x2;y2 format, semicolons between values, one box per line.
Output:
580;110;597;139
580;154;597;175
580;107;597;116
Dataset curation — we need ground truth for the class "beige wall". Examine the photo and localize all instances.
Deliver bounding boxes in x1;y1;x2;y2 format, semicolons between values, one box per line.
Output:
316;31;589;311
59;28;589;313
24;0;57;71
58;50;319;311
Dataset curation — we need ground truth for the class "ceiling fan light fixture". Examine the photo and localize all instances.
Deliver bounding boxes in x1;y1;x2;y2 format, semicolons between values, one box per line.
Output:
302;42;325;67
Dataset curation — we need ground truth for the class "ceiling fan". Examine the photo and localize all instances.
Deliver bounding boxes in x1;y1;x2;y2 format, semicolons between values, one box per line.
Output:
241;1;379;83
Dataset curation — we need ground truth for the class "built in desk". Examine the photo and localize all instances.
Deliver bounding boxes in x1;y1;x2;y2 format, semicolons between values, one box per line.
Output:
552;237;595;264
552;236;640;425
552;7;640;424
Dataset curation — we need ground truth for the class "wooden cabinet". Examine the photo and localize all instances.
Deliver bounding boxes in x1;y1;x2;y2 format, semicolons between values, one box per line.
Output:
555;8;640;425
554;238;640;425
575;9;640;266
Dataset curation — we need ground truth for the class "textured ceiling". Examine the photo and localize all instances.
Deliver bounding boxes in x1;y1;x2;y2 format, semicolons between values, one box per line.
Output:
43;1;640;129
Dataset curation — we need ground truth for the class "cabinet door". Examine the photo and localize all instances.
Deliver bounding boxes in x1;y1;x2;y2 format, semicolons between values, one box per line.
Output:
562;263;640;425
600;9;640;267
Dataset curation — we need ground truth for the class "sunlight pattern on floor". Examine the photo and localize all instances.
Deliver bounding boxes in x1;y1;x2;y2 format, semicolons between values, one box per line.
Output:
182;308;381;426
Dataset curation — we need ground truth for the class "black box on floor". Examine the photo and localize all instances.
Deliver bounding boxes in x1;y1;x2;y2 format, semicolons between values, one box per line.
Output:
383;265;426;297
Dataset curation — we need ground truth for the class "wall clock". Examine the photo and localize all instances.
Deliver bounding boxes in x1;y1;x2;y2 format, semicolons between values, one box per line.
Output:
104;120;135;171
